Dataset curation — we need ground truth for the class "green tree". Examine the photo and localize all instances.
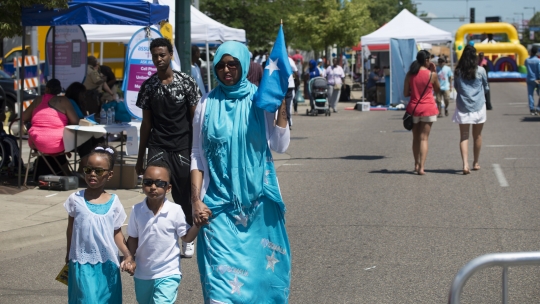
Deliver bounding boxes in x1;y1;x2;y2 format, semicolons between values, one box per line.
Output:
368;0;417;28
522;12;540;44
287;0;374;53
0;0;68;38
200;0;304;48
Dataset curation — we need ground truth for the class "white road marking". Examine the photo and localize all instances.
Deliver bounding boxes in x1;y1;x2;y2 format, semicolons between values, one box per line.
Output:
45;193;58;197
492;164;509;187
486;144;540;148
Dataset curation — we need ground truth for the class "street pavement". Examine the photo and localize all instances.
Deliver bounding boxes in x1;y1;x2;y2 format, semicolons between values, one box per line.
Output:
1;81;540;303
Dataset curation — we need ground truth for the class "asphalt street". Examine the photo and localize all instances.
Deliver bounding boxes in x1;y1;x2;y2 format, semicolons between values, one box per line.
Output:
1;82;540;303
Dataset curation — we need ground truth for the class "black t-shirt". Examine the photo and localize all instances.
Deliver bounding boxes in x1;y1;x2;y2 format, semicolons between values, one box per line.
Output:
136;70;201;151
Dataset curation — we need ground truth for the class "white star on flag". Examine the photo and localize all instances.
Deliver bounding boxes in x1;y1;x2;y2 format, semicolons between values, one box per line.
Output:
234;213;249;227
229;275;244;294
265;58;280;76
266;251;280;272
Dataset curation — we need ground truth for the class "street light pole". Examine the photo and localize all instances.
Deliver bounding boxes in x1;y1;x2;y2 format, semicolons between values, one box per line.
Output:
176;0;191;75
524;7;536;17
514;12;524;31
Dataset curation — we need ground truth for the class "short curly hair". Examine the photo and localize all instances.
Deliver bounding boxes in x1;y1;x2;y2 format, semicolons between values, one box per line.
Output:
150;38;173;53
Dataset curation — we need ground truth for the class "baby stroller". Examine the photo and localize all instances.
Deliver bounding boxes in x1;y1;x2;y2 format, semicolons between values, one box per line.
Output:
306;77;331;116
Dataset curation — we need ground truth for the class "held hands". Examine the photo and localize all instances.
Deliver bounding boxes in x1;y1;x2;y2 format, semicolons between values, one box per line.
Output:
192;200;212;227
120;256;136;276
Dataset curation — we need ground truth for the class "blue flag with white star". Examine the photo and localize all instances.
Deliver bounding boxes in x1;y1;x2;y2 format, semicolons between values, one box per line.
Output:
254;25;293;113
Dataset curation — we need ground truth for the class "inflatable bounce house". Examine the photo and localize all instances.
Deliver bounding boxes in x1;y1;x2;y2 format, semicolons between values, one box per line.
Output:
455;22;528;82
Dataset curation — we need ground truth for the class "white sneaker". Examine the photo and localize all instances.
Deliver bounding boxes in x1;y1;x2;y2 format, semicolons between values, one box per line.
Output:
182;241;194;258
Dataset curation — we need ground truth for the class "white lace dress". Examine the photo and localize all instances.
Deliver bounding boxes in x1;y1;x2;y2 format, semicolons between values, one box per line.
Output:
64;190;127;303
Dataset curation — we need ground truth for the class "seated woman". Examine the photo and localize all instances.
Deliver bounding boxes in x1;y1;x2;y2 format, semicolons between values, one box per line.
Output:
22;79;79;176
65;82;86;119
65;81;105;169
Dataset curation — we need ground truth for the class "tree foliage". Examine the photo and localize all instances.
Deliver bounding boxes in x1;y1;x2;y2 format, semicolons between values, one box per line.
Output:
522;12;540;45
367;0;417;28
287;0;374;52
200;0;304;48
200;0;416;51
0;0;68;38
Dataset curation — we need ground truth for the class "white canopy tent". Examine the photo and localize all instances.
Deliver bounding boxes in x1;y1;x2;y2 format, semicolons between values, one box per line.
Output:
82;3;246;89
360;9;453;101
82;4;246;44
361;9;452;46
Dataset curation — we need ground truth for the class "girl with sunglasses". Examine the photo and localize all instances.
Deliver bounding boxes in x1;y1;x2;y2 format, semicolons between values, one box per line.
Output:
191;41;291;303
64;145;134;303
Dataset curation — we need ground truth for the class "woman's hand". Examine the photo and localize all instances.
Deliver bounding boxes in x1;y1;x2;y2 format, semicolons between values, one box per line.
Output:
192;200;212;227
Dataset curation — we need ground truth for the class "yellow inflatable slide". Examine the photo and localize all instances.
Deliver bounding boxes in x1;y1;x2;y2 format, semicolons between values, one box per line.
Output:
455;22;528;75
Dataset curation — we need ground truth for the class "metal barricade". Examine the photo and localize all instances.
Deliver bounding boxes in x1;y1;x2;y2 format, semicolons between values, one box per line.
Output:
448;252;540;304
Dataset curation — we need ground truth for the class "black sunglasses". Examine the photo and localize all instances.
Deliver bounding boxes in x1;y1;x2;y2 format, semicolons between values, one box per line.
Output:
142;179;169;188
82;166;110;176
215;60;240;71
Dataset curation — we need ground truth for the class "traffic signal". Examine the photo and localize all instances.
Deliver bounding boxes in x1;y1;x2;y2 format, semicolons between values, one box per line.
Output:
485;16;501;23
470;8;475;23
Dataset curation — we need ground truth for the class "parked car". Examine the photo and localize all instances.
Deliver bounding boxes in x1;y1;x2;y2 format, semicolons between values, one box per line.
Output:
0;70;41;122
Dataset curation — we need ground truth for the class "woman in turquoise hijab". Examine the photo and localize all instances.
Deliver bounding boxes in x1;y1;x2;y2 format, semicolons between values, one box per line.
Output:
190;41;291;303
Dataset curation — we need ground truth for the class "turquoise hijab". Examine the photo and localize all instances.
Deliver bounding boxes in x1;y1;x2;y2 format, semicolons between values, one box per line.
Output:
203;41;282;213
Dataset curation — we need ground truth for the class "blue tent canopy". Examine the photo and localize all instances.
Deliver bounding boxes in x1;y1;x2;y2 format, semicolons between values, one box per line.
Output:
22;0;169;26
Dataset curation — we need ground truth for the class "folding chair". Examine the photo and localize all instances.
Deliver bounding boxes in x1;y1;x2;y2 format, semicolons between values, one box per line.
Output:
23;139;74;187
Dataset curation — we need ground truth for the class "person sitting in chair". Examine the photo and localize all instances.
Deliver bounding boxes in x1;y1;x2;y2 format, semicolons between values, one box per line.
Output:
22;79;80;177
366;65;380;102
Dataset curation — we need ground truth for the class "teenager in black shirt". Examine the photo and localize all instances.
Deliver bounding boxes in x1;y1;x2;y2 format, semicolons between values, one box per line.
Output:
136;38;201;257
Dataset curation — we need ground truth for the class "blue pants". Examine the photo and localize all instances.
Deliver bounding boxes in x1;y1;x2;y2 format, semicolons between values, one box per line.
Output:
134;274;181;304
527;81;539;111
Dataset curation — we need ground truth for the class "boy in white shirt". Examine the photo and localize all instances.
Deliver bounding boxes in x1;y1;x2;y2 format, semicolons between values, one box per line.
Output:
127;161;201;303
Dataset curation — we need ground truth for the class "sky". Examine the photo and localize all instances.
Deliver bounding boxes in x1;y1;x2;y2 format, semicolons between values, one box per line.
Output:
415;0;538;34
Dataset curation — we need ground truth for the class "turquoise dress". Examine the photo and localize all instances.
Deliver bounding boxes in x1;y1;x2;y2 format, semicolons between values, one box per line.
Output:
196;41;291;303
67;195;123;304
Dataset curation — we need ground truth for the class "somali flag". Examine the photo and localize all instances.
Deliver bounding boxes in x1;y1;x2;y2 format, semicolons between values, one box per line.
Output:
254;25;293;113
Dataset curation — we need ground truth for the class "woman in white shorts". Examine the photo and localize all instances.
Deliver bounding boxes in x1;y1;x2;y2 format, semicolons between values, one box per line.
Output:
452;45;489;175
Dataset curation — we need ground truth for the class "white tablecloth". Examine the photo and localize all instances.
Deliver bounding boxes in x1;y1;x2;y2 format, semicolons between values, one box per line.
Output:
63;122;140;156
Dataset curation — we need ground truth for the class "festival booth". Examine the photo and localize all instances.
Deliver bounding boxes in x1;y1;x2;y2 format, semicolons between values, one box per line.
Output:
17;0;170;188
82;3;247;91
360;9;453;107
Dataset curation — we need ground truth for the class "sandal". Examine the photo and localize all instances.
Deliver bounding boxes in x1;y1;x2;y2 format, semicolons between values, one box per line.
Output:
463;168;470;175
472;163;480;170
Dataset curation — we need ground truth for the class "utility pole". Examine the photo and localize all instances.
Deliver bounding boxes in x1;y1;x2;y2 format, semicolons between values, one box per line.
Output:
524;7;536;17
175;0;191;75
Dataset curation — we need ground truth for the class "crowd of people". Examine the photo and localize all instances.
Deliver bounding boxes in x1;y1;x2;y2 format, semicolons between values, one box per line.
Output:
23;34;537;303
64;38;292;303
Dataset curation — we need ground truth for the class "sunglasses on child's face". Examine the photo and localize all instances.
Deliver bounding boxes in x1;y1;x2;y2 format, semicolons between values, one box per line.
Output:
142;179;169;188
215;60;240;71
82;166;110;176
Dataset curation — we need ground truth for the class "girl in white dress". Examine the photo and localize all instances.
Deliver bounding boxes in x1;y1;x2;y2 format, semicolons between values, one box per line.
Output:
64;145;134;303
